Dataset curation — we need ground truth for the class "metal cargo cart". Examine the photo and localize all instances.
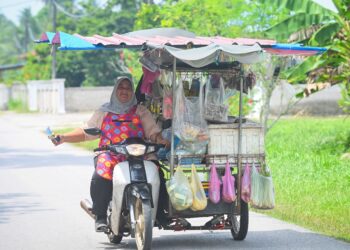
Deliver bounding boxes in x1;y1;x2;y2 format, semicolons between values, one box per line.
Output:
146;46;266;240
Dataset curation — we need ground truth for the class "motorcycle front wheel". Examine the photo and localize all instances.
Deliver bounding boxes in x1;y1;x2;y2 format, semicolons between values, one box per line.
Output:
134;198;153;250
108;232;123;244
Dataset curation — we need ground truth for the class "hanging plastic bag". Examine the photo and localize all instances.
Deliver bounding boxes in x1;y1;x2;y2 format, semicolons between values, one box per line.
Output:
241;163;251;203
162;86;172;119
251;163;275;209
173;77;208;150
222;161;236;203
166;165;193;211
209;163;221;204
204;77;228;122
190;164;207;211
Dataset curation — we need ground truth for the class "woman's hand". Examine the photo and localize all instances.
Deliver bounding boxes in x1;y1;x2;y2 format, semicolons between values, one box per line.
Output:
157;137;170;149
51;135;64;146
153;132;170;148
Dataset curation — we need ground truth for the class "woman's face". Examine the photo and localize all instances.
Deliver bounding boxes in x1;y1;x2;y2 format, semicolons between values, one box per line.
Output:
116;80;133;103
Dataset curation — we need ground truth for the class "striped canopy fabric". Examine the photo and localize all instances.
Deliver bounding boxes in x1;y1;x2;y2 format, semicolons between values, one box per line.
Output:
36;28;327;56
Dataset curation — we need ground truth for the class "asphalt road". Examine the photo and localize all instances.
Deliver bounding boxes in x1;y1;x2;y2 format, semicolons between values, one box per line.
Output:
0;112;349;250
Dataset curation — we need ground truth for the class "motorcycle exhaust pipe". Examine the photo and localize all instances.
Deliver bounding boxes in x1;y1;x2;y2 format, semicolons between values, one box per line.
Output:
80;199;96;220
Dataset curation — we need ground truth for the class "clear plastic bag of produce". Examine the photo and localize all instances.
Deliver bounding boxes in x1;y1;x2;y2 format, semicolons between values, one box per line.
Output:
166;165;193;211
173;78;208;142
204;77;228;122
190;164;207;211
250;163;275;209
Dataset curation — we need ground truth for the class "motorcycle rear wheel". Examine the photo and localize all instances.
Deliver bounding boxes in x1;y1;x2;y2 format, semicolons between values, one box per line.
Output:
230;199;249;240
134;198;153;250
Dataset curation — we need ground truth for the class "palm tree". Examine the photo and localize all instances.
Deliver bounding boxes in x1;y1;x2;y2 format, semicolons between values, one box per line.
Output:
17;8;40;53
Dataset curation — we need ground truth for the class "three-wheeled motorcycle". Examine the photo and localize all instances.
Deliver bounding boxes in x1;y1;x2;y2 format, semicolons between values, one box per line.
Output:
78;43;266;250
40;29;267;250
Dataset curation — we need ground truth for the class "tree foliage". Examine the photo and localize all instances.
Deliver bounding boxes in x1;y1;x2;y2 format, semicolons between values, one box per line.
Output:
2;0;290;88
135;0;289;37
261;0;350;113
0;14;23;65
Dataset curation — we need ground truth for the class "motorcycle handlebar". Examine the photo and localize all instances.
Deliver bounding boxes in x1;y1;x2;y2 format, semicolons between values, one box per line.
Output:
93;142;165;153
93;145;110;152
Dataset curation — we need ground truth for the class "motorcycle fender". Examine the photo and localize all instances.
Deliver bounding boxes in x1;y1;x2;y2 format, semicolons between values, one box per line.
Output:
110;160;160;235
129;183;152;203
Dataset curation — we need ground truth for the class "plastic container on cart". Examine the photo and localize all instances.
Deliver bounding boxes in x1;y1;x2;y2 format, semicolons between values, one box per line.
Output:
208;120;264;156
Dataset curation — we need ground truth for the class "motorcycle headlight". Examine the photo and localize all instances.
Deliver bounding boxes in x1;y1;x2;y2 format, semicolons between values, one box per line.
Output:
125;144;146;156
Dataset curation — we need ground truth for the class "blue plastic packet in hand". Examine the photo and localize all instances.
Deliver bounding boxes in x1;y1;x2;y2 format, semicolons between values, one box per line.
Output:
45;127;60;143
45;127;53;137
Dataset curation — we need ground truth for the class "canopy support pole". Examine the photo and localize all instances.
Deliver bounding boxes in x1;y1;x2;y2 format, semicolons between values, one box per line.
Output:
170;57;177;175
237;64;244;212
168;56;177;217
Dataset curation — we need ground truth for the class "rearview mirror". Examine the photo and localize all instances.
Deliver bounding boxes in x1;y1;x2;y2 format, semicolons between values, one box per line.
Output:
84;128;102;136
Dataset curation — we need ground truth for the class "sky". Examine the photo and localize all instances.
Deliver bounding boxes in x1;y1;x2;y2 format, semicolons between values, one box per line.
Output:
0;0;338;26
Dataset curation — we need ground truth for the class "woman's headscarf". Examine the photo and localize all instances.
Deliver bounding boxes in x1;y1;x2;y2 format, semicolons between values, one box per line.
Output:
99;76;137;114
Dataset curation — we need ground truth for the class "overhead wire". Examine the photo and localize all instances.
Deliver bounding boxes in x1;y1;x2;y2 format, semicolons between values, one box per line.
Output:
52;0;87;19
52;0;110;19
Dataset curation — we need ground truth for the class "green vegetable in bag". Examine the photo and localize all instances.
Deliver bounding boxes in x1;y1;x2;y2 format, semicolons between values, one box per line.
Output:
166;165;193;211
251;163;275;209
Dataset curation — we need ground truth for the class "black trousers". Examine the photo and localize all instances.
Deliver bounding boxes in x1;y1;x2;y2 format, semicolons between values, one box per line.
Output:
89;160;168;218
90;171;113;216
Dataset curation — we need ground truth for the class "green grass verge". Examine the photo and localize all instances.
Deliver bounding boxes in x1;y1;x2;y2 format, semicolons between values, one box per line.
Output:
55;117;350;241
262;117;350;242
8;99;29;113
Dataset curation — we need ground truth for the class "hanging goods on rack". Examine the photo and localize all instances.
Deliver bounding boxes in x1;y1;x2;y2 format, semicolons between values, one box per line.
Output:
190;164;208;211
208;163;221;204
173;76;208;142
222;161;236;203
204;76;228;122
241;163;251;203
166;165;193;211
250;163;275;209
162;86;173;119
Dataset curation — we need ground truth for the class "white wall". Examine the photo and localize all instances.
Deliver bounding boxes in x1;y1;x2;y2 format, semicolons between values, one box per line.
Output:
65;86;113;112
27;79;65;113
0;84;9;110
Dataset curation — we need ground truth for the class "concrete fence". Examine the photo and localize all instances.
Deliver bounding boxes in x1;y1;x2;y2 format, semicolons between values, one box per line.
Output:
0;80;345;115
65;86;113;112
27;79;65;113
0;80;112;113
0;84;9;110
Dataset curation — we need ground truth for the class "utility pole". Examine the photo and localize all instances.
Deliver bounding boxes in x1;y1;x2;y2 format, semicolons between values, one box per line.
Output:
51;0;57;79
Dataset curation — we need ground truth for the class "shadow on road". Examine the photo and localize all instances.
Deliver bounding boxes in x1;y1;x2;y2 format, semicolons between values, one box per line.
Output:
0;150;92;169
96;229;349;250
0;193;55;224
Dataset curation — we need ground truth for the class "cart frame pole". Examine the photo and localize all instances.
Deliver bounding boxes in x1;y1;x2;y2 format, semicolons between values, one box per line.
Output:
170;57;177;175
237;64;244;212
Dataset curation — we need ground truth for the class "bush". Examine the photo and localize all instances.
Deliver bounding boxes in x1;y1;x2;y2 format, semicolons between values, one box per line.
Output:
8;99;28;113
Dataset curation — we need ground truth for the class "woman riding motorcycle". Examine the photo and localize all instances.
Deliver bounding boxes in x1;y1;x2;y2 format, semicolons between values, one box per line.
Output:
52;76;169;232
